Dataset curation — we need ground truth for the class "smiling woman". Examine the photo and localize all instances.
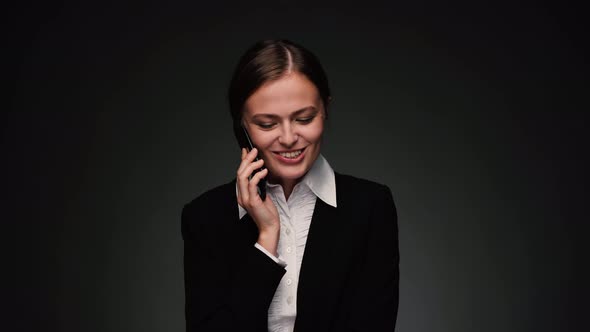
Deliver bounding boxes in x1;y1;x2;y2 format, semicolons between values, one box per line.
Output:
242;71;325;199
182;39;399;332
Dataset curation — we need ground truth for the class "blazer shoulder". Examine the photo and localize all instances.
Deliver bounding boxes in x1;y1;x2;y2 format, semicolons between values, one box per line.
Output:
181;178;237;238
335;171;392;196
334;172;395;216
184;178;236;210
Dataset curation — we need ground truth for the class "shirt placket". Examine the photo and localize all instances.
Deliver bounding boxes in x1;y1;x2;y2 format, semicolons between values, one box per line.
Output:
272;187;298;325
285;185;301;322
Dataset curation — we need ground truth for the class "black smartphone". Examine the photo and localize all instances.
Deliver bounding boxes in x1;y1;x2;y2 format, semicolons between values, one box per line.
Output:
234;123;267;201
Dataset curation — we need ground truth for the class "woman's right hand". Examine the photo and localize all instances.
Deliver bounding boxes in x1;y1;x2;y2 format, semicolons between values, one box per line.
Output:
237;148;280;255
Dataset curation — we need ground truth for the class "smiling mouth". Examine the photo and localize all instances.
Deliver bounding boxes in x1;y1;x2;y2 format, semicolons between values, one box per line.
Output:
273;147;306;159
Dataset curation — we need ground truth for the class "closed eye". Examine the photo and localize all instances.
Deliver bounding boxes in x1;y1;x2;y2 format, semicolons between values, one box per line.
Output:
258;123;275;129
297;116;315;123
257;116;315;129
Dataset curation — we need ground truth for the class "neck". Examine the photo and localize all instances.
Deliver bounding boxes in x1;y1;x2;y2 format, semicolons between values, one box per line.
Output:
268;175;301;201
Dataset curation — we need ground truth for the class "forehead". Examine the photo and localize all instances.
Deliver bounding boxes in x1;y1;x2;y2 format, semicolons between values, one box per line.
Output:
244;72;321;116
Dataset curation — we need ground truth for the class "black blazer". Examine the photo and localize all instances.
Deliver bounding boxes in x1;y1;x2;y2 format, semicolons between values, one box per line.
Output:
182;171;399;331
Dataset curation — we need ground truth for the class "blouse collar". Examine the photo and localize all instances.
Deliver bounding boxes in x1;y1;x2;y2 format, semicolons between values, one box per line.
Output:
236;153;337;219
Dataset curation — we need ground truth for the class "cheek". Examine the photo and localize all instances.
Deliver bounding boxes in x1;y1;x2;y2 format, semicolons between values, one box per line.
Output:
249;131;274;148
251;122;325;150
303;123;324;143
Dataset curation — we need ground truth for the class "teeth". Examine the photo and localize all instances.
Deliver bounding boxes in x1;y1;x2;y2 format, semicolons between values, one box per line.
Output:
279;149;302;158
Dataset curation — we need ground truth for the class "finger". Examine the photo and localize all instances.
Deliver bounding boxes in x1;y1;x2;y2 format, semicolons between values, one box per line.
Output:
238;159;264;183
248;168;268;201
241;147;253;160
237;158;264;206
237;148;263;205
236;148;259;175
242;159;264;179
251;167;268;183
236;164;251;205
237;174;249;207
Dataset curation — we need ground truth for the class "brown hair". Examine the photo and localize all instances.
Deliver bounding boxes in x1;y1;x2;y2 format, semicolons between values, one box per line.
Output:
228;39;332;143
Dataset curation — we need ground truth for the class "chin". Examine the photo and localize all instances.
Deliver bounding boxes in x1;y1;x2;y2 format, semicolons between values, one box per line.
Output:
271;169;305;180
267;165;307;182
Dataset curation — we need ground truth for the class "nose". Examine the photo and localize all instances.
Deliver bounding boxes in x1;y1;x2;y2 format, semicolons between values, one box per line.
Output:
278;123;298;146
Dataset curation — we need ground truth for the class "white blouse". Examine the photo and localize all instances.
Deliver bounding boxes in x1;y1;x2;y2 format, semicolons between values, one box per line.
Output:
236;153;337;332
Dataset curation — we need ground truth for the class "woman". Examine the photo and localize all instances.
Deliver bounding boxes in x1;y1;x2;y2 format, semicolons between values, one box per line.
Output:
182;39;399;332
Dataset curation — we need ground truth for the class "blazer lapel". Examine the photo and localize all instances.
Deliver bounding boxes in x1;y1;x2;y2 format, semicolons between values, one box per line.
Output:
295;173;345;331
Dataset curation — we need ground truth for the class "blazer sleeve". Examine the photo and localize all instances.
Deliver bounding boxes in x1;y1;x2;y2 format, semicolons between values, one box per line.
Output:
182;201;287;332
347;184;400;331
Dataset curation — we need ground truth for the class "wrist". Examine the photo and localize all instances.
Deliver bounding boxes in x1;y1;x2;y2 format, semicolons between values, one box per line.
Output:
259;220;280;235
257;226;280;257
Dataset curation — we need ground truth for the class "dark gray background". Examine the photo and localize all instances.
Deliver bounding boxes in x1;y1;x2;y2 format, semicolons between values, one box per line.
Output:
5;1;587;331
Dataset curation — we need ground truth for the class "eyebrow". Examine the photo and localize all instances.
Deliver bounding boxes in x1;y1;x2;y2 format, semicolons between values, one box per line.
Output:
251;106;317;120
